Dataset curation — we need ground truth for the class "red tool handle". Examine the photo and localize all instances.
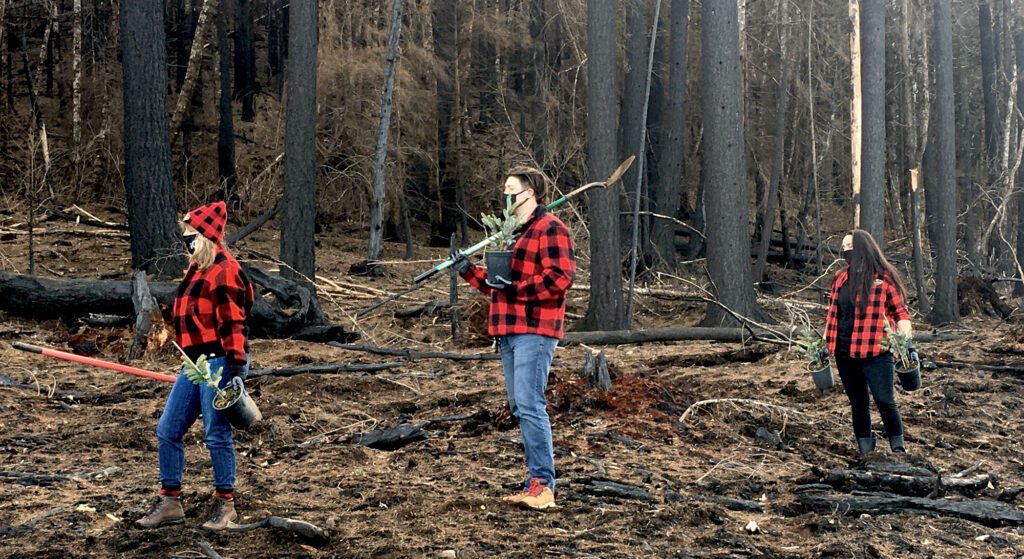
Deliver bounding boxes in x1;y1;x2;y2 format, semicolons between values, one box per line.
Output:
11;342;178;383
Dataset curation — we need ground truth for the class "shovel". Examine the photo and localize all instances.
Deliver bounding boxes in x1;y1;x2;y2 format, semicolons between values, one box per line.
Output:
11;341;177;383
357;156;636;317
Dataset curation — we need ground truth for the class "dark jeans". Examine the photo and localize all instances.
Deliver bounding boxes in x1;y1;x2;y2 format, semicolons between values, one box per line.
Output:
834;353;903;440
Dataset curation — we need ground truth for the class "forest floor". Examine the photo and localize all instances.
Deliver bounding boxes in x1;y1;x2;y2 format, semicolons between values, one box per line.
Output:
2;208;1024;558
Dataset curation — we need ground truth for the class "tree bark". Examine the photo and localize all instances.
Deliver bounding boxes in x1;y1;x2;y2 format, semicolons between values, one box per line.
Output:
650;0;690;270
71;0;82;150
619;0;649;242
901;0;929;316
368;0;405;263
980;1;999;168
1015;29;1024;296
120;0;184;277
280;0;318;286
699;0;765;326
216;0;237;205
234;0;256;121
928;0;958;324
577;0;626;331
850;0;862;228
753;0;791;283
859;0;886;245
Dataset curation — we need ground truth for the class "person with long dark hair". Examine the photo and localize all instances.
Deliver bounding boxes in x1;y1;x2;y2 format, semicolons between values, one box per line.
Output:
825;229;918;455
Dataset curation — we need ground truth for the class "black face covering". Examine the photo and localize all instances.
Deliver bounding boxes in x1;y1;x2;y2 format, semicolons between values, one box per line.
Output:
504;189;530;209
183;233;199;254
842;249;854;265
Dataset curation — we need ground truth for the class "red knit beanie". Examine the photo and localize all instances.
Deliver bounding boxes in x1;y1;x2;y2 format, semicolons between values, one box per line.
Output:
184;201;227;244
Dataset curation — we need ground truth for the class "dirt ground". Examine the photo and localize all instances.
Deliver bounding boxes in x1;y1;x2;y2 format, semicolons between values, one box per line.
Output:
3;212;1024;558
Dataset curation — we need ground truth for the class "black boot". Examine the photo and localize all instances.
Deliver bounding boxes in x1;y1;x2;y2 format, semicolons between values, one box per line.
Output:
889;435;906;453
857;437;876;456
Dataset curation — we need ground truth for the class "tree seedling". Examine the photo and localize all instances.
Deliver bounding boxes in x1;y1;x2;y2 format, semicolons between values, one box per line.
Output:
173;342;240;408
480;196;524;250
796;327;829;371
880;317;916;370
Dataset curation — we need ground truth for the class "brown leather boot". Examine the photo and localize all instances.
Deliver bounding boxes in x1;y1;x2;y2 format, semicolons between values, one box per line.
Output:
136;495;185;529
201;496;239;531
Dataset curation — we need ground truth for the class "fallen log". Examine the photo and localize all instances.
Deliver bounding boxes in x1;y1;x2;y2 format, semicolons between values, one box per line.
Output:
328;342;500;361
248;362;403;378
795;489;1024;527
0;265;326;339
578;479;653;501
931;360;1024;375
0;505;67;537
0;466;121;487
228;515;330;547
561;327;956;346
691;494;764;512
347;423;427;451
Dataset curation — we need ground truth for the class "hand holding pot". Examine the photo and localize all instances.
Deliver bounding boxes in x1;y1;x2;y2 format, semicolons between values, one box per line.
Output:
485;277;515;291
905;340;919;365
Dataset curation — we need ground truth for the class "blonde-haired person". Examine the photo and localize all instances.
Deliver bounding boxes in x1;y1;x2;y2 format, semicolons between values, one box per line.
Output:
137;201;255;531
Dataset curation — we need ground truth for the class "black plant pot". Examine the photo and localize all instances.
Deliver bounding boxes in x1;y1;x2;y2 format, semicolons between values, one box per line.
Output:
485;250;513;284
807;361;834;390
214;377;262;430
896;361;922;392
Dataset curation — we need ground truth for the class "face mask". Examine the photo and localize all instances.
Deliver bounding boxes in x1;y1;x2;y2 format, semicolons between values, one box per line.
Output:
504;190;530;209
183;233;198;254
842;249;854;265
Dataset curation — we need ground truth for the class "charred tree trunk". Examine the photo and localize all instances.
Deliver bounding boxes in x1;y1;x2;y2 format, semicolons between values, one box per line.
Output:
267;0;285;95
216;0;237;204
929;0;958;324
1015;30;1024;297
120;0;184;277
619;0;649;243
234;0;256;121
577;0;626;331
859;0;886;245
280;0;318;286
650;0;690;270
699;0;766;326
432;1;461;245
753;0;791;283
169;0;216;136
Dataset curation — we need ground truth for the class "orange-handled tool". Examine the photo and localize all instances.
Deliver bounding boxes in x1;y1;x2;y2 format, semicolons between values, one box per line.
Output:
11;342;178;383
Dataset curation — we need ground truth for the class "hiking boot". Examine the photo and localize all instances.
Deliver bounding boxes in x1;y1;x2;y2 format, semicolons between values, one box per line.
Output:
519;478;555;510
136;495;185;529
501;485;529;504
201;496;238;531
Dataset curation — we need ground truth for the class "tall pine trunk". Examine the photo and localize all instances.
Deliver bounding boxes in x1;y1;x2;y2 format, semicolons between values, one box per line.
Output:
234;0;256;121
577;0;626;331
280;0;318;286
216;0;236;204
120;0;184;277
650;0;689;270
367;0;405;263
752;0;791;283
859;0;886;245
700;0;766;326
929;0;958;324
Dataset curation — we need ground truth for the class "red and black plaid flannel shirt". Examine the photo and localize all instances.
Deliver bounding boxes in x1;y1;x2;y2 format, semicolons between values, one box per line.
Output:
172;248;255;365
462;207;575;339
825;268;910;358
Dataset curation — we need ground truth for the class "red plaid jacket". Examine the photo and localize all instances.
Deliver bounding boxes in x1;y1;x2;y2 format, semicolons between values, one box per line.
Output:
462;207;575;339
825;268;911;358
172;248;255;365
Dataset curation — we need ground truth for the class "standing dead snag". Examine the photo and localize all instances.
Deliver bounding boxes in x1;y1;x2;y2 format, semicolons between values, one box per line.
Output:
125;271;164;361
582;349;612;390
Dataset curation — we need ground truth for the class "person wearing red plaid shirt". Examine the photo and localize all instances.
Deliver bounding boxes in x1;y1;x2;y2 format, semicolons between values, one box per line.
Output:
825;229;915;456
451;166;574;510
138;201;254;531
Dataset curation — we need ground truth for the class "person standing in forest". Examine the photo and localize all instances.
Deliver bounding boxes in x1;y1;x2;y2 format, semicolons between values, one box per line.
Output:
137;201;255;531
451;166;575;510
825;229;918;456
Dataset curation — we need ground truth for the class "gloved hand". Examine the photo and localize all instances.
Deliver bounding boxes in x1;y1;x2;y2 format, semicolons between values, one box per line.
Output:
485;276;515;291
449;249;471;275
226;363;247;382
817;347;830;364
905;341;919;365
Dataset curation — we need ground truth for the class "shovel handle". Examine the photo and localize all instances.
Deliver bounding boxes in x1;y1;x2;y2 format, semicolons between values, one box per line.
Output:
11;342;178;383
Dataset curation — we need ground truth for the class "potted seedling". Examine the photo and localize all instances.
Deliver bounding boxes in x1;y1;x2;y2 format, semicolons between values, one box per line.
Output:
880;319;921;391
480;196;524;285
796;328;833;390
174;343;262;429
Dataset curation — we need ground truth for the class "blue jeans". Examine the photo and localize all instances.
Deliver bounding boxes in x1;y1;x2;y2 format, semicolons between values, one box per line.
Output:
499;334;558;491
157;355;248;491
835;353;903;440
